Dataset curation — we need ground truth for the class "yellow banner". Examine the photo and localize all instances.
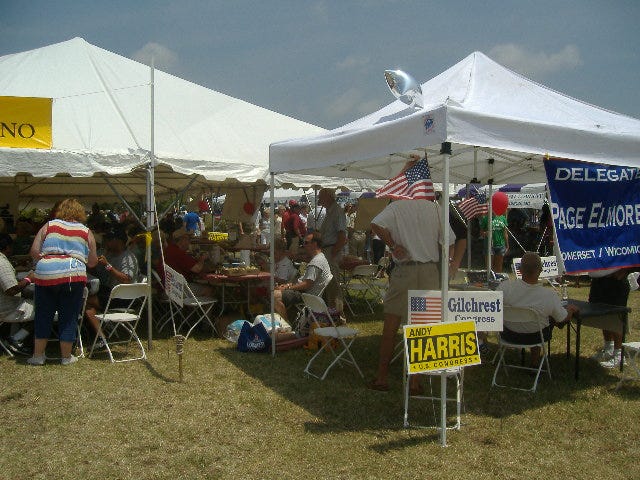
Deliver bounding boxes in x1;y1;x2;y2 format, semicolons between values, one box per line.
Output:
0;96;52;149
403;320;480;373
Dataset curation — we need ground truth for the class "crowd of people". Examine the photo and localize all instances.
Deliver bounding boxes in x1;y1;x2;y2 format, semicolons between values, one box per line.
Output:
0;187;636;385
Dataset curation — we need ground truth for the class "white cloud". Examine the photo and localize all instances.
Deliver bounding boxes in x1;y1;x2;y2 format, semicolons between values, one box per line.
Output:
323;87;383;124
324;87;364;120
488;44;582;78
131;42;178;70
336;55;371;70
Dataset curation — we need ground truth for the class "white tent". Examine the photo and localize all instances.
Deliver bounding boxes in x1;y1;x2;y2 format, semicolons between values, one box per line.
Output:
0;37;359;204
270;51;640;185
268;51;640;443
270;50;640;288
0;37;342;347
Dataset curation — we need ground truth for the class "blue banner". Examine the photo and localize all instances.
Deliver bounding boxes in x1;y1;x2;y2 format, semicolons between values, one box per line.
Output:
544;158;640;274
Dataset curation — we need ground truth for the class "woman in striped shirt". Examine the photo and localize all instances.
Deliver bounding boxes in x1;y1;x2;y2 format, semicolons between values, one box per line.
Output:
28;199;98;365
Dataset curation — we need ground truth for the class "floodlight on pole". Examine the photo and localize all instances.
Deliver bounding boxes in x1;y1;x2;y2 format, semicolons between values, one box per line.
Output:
384;69;423;108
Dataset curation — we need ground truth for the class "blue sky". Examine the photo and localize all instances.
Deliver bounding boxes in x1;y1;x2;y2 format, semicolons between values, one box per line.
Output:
2;0;639;129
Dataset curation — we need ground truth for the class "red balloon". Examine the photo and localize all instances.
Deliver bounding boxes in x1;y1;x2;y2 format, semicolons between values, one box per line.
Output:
491;191;509;215
243;202;255;215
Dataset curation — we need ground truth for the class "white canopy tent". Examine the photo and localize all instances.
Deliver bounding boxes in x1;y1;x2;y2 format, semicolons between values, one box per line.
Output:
0;37;335;205
270;51;640;272
0;37;349;347
270;51;640;185
268;50;640;445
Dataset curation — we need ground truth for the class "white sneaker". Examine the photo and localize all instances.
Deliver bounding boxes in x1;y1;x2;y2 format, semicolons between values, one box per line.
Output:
61;355;79;366
27;355;46;366
600;355;624;369
591;349;613;362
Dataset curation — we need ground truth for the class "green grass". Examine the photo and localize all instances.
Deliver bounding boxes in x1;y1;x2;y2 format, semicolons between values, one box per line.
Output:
2;284;639;480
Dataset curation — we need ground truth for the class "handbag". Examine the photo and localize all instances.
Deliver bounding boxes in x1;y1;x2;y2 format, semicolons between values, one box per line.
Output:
237;321;271;353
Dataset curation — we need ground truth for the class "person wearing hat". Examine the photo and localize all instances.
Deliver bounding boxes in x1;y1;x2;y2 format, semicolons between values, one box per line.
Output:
84;224;140;347
164;227;214;288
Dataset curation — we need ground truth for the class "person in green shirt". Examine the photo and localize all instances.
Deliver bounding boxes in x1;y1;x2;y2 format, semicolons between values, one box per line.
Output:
479;213;509;273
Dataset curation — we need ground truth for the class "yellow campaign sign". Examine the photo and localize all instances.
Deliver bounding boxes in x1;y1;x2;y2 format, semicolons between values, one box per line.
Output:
0;96;52;149
403;320;480;373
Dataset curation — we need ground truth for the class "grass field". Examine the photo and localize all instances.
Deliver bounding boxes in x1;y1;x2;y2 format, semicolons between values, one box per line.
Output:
2;284;639;480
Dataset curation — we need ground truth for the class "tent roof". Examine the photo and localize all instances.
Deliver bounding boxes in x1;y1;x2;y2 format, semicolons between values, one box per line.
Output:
270;51;640;184
0;37;339;199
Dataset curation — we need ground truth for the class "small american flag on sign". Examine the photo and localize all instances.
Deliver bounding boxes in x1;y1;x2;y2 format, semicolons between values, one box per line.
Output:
409;295;442;324
457;191;488;220
375;157;435;201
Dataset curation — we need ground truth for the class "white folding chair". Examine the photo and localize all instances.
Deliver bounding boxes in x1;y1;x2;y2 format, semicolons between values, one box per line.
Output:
162;265;217;339
341;264;379;315
292;273;332;333
491;306;551;392
616;342;640;390
300;293;363;380
88;283;148;363
403;313;463;431
0;303;34;357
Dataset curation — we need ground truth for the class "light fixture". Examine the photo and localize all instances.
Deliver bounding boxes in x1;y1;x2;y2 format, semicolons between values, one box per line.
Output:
384;69;423;108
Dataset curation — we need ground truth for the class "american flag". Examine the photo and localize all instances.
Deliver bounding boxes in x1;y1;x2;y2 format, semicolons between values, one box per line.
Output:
457;191;488;220
409;295;442;324
375;158;435;200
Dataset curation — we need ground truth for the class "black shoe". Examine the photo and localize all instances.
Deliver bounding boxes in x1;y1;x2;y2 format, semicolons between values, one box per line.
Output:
6;338;33;356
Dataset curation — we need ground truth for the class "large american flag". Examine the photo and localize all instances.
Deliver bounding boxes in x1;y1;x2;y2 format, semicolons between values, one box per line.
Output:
457;191;488;220
375;158;435;200
409;295;442;324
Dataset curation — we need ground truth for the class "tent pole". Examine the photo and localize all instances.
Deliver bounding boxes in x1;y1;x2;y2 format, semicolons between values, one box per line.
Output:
102;176;144;227
146;59;156;349
440;147;451;447
269;173;276;356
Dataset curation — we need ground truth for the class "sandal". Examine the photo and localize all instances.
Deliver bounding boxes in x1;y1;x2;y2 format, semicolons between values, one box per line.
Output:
367;380;389;392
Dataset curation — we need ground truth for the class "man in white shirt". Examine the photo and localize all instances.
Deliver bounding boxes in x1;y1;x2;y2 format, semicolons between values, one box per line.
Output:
274;232;332;322
368;197;455;393
497;252;578;366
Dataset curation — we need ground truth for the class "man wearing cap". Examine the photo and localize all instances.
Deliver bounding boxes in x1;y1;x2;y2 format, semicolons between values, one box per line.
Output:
164;227;212;282
318;188;347;310
84;225;140;345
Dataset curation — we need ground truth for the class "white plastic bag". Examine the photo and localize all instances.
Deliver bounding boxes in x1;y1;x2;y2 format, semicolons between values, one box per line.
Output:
253;313;291;333
224;320;250;343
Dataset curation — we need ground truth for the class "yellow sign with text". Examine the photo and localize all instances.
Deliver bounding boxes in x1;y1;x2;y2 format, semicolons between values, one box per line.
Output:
0;96;52;149
403;320;480;373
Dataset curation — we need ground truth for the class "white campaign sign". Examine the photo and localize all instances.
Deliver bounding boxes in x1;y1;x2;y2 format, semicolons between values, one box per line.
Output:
164;266;185;307
409;290;504;332
512;256;559;279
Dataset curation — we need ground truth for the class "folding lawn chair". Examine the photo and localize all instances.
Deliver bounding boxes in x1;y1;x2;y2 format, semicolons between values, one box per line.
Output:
402;308;463;431
341;264;379;315
616;341;640;390
491;306;551;392
300;293;363;380
160;265;218;339
88;282;148;363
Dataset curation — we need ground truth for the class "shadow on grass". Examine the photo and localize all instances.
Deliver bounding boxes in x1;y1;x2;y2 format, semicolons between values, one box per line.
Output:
218;321;616;437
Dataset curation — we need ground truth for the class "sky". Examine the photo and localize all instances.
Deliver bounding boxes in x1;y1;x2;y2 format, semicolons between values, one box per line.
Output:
2;0;639;130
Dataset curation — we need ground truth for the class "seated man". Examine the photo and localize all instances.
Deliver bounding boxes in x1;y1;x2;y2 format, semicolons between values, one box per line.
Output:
497;252;578;365
274;232;332;322
0;233;34;355
163;226;213;296
84;225;139;346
